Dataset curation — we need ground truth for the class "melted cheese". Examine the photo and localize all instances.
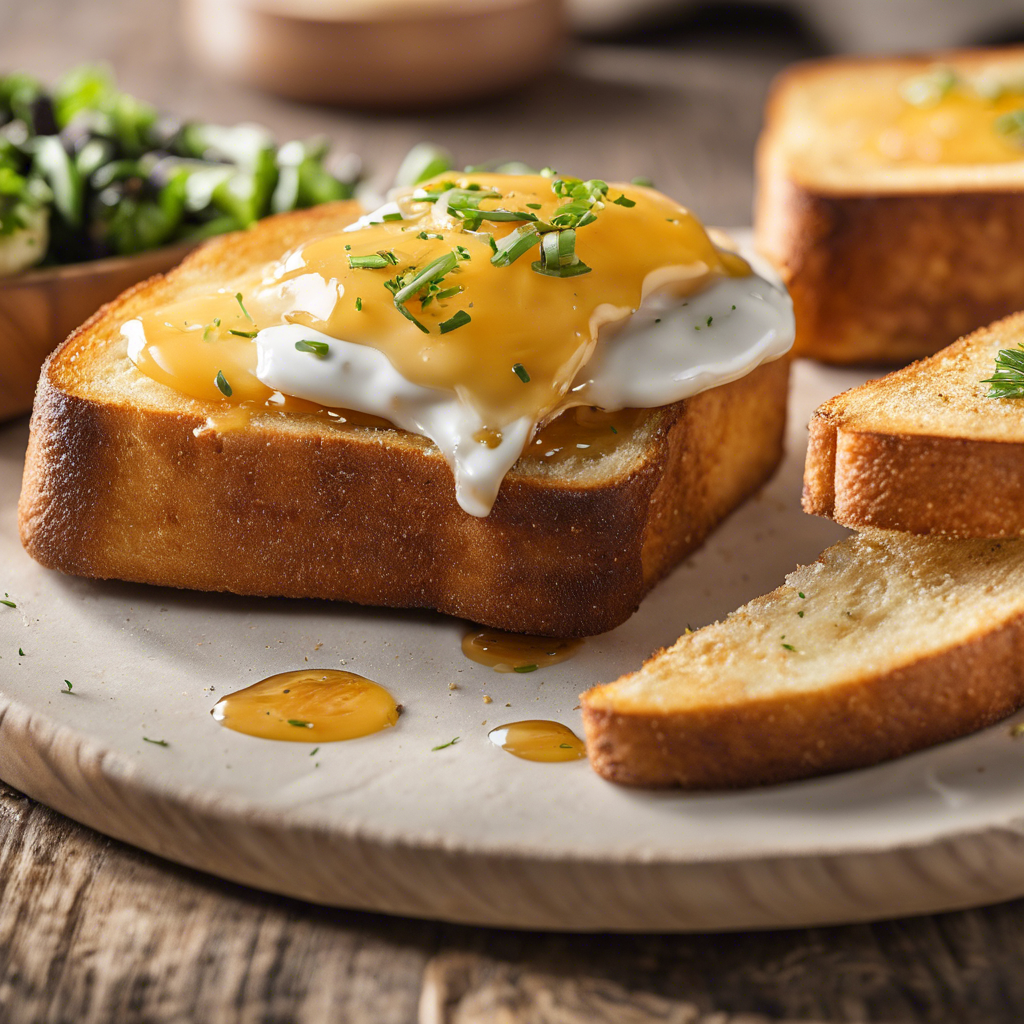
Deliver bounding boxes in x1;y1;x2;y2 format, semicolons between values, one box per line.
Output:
123;172;794;515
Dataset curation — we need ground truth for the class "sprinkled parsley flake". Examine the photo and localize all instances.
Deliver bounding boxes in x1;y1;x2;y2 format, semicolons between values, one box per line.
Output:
512;363;530;383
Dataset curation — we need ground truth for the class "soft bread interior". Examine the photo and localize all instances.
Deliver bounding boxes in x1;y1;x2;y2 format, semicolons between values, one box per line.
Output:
585;529;1024;714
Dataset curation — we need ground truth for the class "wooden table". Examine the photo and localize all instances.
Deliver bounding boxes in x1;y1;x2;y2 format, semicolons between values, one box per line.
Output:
3;2;1024;1021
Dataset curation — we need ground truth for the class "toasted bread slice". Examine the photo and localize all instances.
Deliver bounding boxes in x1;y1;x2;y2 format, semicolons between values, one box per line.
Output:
18;202;790;637
581;529;1024;788
804;312;1024;538
756;47;1024;364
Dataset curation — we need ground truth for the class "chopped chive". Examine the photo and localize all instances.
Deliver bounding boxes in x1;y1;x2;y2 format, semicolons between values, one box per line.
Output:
610;425;618;434
797;611;805;618
344;244;351;251
706;316;713;327
215;371;232;397
234;293;252;321
526;202;542;209
355;297;362;311
143;737;169;746
417;231;429;240
781;643;796;652
62;679;73;693
382;212;404;222
491;224;541;267
202;317;221;342
513;663;538;673
295;339;330;357
432;737;460;751
310;747;319;756
288;719;313;728
559;743;573;749
798;592;806;599
348;253;390;269
439;310;472;334
228;329;257;339
512;363;530;383
18;648;24;656
613;194;636;207
0;598;15;608
455;245;471;261
531;259;591;278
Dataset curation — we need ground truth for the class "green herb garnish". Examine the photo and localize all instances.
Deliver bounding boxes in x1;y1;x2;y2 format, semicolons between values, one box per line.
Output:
228;329;257;339
288;719;313;728
214;370;232;397
310;747;319;756
983;343;1024;398
432;737;460;751
234;292;252;321
382;212;403;222
513;663;538;673
202;317;221;342
781;643;796;652
355;297;362;311
348;253;391;270
295;339;330;357
512;363;530;383
62;679;73;693
612;194;636;207
18;648;24;656
439;310;471;334
0;598;15;608
143;737;169;746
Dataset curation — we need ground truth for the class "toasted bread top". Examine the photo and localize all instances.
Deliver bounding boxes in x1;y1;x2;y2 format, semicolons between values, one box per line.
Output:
583;529;1024;717
761;46;1024;194
809;312;1024;444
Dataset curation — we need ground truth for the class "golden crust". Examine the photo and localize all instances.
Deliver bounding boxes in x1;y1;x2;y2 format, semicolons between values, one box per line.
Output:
17;204;790;637
802;312;1024;538
581;612;1024;787
755;48;1024;365
580;530;1024;788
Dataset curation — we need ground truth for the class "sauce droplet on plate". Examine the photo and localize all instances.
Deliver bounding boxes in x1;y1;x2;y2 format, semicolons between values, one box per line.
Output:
462;629;582;673
488;720;586;762
211;669;398;742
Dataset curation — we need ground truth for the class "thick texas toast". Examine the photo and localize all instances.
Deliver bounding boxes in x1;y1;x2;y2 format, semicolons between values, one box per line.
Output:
756;47;1024;364
18;203;790;637
581;529;1024;788
804;312;1024;538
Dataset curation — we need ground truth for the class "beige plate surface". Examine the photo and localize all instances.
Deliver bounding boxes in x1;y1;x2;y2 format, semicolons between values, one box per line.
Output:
6;356;1024;931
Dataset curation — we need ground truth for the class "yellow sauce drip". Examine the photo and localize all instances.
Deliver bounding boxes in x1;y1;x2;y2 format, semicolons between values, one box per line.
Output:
211;669;399;742
127;173;749;436
488;720;587;762
461;629;582;673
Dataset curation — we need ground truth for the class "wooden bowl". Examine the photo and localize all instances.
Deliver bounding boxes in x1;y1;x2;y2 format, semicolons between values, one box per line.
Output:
182;0;567;109
0;243;196;422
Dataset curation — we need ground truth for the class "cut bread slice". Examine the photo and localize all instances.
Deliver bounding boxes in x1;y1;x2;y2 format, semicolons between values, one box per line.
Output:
18;202;790;637
581;529;1024;788
805;312;1024;538
755;46;1024;364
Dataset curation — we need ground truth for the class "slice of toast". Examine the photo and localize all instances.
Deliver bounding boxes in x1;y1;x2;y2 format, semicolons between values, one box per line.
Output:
804;312;1024;538
581;529;1024;788
17;202;790;637
755;46;1024;364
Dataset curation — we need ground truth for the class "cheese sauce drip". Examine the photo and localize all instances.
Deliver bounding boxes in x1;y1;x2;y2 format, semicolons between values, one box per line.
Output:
123;172;793;515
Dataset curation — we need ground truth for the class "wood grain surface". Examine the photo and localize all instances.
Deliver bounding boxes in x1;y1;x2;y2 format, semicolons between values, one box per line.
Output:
5;0;1024;1021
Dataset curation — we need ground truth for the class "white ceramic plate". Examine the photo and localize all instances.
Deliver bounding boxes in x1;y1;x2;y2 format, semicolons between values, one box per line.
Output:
6;357;1024;931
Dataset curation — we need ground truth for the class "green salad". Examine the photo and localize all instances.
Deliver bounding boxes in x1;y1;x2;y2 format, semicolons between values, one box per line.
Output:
0;66;361;274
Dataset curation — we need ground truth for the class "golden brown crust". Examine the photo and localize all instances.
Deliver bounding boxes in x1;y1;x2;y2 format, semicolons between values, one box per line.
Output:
581;608;1024;787
801;313;1024;537
17;205;790;637
755;48;1024;364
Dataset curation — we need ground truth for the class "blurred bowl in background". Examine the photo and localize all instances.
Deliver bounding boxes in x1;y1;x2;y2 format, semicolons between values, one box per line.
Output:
569;0;1017;51
182;0;567;109
0;242;196;421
